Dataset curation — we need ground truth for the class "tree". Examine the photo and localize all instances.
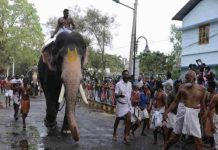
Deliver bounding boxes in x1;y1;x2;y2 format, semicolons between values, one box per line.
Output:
83;7;116;73
169;24;182;78
0;0;44;74
139;51;172;76
105;54;124;73
86;48;102;78
85;48;124;79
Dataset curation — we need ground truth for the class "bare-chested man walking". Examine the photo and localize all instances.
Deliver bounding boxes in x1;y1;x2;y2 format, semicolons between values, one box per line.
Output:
19;78;32;129
207;93;218;149
151;80;167;145
51;9;75;38
163;70;206;150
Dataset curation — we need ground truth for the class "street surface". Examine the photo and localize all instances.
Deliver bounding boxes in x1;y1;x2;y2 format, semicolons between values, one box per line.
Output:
0;94;209;150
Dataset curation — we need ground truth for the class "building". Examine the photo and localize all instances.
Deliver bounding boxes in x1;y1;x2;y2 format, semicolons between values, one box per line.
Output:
122;58;129;70
173;0;218;74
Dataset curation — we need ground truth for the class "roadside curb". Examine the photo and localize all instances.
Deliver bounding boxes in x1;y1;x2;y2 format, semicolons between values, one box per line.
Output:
88;100;115;114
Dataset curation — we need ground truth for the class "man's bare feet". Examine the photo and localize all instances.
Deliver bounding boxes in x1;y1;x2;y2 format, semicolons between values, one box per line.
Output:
141;132;147;136
131;131;135;137
124;137;130;145
112;134;117;141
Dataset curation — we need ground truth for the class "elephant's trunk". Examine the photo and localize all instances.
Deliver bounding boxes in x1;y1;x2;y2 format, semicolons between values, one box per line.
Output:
61;56;82;141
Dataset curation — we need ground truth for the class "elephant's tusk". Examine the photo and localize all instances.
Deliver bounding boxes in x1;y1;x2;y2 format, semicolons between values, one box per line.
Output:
58;84;65;103
79;84;89;105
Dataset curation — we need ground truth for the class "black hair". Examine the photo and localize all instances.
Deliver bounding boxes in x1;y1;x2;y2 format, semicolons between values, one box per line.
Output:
208;81;216;90
167;72;171;78
156;80;163;89
63;9;69;12
23;78;29;84
205;66;210;70
122;70;129;76
174;79;182;86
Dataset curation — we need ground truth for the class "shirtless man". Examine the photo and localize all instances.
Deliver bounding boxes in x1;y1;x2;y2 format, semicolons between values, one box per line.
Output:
203;81;217;147
208;94;218;149
163;70;206;150
140;84;151;136
19;79;32;129
163;80;181;141
5;76;12;108
130;85;141;136
151;80;167;145
51;9;75;38
11;75;23;121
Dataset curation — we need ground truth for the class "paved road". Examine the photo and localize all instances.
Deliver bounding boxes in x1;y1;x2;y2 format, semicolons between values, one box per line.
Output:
0;94;208;150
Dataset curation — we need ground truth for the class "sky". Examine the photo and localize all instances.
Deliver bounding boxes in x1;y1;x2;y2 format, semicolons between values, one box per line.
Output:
28;0;189;59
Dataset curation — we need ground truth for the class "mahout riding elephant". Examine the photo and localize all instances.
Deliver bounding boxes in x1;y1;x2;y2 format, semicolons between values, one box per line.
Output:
38;31;88;141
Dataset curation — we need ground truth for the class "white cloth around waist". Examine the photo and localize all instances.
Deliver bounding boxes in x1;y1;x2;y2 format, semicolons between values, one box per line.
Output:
151;106;165;129
6;90;13;97
182;106;201;138
141;108;149;119
116;102;132;117
13;95;20;105
57;27;72;35
166;112;176;129
173;102;185;134
131;106;142;123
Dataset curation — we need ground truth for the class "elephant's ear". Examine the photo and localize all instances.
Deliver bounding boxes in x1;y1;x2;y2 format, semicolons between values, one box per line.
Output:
41;41;56;71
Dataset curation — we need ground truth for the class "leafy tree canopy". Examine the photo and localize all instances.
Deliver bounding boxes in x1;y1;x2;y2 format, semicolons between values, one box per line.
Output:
0;0;44;74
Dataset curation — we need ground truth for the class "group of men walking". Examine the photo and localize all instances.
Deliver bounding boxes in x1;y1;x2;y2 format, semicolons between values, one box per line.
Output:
112;69;218;150
1;75;32;129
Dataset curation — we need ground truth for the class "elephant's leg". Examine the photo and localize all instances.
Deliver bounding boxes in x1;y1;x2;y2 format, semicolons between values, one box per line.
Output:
61;108;70;134
44;90;60;129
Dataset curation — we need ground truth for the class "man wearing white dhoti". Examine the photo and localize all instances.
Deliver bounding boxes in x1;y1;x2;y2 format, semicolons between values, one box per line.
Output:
162;72;173;96
113;70;132;144
163;80;181;141
139;84;151;136
150;81;167;145
163;70;206;150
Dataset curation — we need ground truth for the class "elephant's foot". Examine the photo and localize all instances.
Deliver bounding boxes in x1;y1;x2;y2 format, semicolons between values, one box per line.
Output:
44;118;57;128
61;130;71;135
61;121;71;135
44;118;58;135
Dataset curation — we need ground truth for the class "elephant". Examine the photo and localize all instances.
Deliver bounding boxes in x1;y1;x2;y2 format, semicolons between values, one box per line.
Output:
24;66;39;96
31;70;39;96
38;31;88;141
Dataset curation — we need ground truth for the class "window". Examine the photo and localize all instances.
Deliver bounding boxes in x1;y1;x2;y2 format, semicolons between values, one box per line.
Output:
199;24;209;45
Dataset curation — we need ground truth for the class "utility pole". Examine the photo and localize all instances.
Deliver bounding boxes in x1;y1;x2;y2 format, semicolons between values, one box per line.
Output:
12;58;15;76
128;0;138;76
